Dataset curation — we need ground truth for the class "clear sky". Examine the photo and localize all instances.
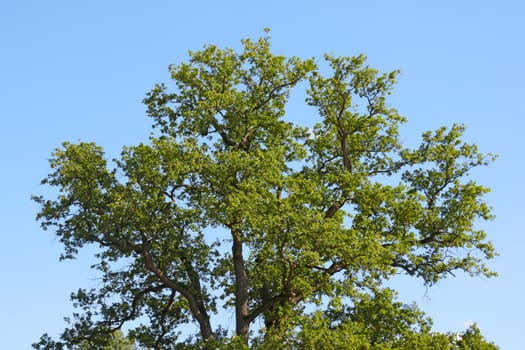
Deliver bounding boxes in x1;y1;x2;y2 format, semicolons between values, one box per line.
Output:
1;0;523;348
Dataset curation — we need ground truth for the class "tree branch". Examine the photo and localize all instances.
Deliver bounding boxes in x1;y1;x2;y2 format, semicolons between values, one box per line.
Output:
138;242;214;340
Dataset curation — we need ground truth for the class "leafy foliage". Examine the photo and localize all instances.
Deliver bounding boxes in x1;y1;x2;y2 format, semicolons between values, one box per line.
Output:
33;32;498;349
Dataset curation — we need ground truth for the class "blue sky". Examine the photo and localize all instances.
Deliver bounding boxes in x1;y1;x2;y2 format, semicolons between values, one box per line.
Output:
1;0;523;348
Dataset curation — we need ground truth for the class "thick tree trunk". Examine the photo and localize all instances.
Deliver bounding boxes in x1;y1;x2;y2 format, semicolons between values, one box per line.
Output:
232;229;250;342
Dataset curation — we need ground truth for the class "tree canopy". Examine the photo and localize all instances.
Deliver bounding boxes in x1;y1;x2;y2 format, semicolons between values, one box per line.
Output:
33;32;498;349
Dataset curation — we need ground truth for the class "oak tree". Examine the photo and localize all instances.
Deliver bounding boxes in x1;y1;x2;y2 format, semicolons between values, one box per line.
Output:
33;33;498;349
